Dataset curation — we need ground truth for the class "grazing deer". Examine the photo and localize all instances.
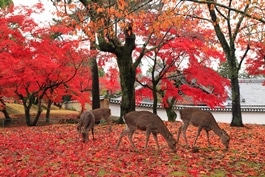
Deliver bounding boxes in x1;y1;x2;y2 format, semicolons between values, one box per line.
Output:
176;108;230;149
115;111;177;152
91;108;112;132
77;110;95;142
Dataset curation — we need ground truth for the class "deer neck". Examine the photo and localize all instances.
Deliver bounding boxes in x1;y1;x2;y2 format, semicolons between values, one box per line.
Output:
210;123;223;137
160;126;172;140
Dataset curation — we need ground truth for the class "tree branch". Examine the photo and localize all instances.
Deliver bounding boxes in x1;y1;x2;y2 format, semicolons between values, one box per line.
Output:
182;0;265;24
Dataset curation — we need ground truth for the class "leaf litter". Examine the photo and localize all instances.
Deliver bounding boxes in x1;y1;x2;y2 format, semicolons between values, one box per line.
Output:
0;123;264;176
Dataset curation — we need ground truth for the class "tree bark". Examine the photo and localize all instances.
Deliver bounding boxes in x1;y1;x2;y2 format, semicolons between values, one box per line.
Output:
91;57;100;109
98;25;137;123
230;70;244;126
152;86;158;114
46;99;52;123
0;97;11;125
116;51;136;123
165;98;177;122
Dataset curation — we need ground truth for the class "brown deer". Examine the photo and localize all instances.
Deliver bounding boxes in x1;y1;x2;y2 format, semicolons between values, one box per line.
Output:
91;108;112;132
176;108;230;149
77;110;95;142
115;111;177;152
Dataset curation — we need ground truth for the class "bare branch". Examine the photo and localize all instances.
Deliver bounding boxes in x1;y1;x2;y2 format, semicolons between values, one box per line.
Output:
182;0;265;24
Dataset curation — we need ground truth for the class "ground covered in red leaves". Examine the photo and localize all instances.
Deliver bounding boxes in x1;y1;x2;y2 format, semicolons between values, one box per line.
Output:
0;122;264;176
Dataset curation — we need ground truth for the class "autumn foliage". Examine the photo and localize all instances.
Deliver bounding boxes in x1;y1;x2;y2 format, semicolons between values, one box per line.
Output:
1;122;264;176
0;4;97;125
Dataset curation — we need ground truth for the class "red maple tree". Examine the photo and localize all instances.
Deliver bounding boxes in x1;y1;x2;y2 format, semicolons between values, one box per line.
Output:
0;5;92;126
134;16;230;121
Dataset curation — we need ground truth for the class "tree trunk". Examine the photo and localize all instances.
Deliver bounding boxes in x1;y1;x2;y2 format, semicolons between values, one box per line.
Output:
31;98;43;126
24;106;32;126
91;57;100;109
152;86;158;114
207;2;243;127
32;111;42;126
116;53;136;123
230;74;244;126
98;24;137;123
165;107;177;122
46;99;52;123
22;96;42;126
2;108;11;124
227;51;244;127
165;98;177;122
0;98;11;125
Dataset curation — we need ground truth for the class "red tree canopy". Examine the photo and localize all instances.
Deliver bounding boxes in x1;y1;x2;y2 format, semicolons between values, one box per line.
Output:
0;4;92;106
134;20;229;108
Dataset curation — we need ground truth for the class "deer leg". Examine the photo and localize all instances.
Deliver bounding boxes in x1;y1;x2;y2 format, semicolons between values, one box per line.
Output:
176;125;182;143
128;129;137;151
182;122;190;147
82;132;87;142
107;117;112;132
152;133;160;151
92;127;95;140
80;126;88;142
87;128;90;141
205;129;210;147
77;124;81;141
193;126;203;148
144;128;151;150
115;126;130;150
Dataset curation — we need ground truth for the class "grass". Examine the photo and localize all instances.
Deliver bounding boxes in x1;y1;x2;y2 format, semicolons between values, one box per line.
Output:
1;103;79;126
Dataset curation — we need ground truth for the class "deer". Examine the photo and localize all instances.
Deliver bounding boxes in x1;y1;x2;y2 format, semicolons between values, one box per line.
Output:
115;111;177;153
77;110;95;142
77;108;112;132
91;108;112;132
176;108;230;150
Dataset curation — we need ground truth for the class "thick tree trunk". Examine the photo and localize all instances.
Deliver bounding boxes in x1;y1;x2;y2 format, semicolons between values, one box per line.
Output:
230;75;244;126
91;57;100;109
24;106;32;126
165;108;177;122
23;97;42;126
116;54;136;123
98;24;137;123
227;52;244;127
165;98;177;122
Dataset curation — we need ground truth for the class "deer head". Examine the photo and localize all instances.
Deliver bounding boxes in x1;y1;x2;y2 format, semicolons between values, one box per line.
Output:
220;129;230;149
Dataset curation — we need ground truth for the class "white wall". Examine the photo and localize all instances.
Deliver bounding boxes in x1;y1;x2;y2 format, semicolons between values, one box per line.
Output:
109;103;265;125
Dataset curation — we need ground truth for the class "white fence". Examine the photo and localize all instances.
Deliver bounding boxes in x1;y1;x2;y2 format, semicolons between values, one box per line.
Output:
109;103;265;125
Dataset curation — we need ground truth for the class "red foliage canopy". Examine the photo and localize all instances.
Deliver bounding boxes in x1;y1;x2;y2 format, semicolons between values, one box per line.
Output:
0;5;92;106
135;23;229;108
